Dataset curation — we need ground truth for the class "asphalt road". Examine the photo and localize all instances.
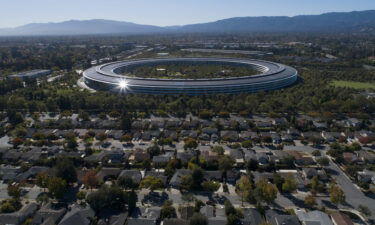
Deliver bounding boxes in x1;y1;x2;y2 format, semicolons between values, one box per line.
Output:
327;159;375;220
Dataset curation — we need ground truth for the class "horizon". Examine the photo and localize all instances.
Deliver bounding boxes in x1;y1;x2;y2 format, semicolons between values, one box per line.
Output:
1;0;375;29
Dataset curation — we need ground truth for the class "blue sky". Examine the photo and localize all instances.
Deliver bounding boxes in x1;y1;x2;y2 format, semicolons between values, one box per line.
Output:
1;0;375;28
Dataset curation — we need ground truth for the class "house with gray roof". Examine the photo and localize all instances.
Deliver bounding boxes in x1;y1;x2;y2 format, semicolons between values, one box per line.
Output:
241;208;262;225
296;210;333;225
265;209;300;225
0;203;38;225
32;202;66;225
118;170;142;185
58;205;95;225
170;169;192;188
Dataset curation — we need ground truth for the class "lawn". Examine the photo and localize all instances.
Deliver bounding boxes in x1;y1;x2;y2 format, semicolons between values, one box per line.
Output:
331;80;375;90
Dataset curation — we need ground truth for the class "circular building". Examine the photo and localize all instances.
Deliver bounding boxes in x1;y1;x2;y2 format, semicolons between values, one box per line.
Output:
82;57;298;95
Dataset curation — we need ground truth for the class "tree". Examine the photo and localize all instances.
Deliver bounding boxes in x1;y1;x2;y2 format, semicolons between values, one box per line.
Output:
241;140;253;149
329;183;345;205
191;168;204;190
282;173;297;193
160;200;177;219
189;213;208;225
237;175;253;206
65;138;78;150
36;172;49;192
109;110;120;118
47;177;67;200
181;168;204;191
224;200;242;225
317;157;330;166
140;176;164;191
254;178;278;204
304;195;317;208
358;205;371;217
202;181;220;192
126;191;137;213
272;173;285;191
87;185;127;213
147;144;161;157
198;110;212;119
118;176;136;190
184;138;198;150
164;158;181;177
83;170;98;189
194;200;205;212
120;116;132;131
312;150;321;156
224;200;236;216
218;155;235;174
54;157;77;183
311;176;322;193
78;110;90;121
212;146;224;155
7;184;21;199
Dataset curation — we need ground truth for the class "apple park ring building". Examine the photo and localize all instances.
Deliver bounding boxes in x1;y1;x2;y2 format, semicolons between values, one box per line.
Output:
82;57;298;95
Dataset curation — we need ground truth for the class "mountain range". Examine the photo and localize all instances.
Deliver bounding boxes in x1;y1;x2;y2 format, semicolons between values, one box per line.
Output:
1;10;375;36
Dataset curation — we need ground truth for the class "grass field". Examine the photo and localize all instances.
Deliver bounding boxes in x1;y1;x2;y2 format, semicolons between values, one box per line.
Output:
331;80;375;90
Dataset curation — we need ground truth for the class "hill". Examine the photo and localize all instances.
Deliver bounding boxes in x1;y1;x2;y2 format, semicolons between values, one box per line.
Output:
1;10;375;36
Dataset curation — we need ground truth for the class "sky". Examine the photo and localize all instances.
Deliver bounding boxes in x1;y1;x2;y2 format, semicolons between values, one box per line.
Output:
1;0;375;28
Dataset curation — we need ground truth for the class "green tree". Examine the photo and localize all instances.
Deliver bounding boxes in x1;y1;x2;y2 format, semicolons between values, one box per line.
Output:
304;195;317;208
87;185;127;213
126;191;137;213
317;157;330;166
47;177;67;200
241;140;253;149
218;155;235;174
140;176;164;191
282;173;297;193
184;138;198;150
164;158;181;177
272;173;285;191
7;184;21;199
189;213;208;225
147;144;161;157
78;110;90;121
160;200;177;219
121;116;132;131
255;178;278;204
358;205;371;217
118;176;137;190
202;181;220;192
212;146;224;155
312;150;321;156
36;172;49;192
329;183;345;205
237;175;253;206
54;157;77;183
311;176;322;193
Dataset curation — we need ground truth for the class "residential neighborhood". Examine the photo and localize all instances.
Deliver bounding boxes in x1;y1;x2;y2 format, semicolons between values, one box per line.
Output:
0;111;374;225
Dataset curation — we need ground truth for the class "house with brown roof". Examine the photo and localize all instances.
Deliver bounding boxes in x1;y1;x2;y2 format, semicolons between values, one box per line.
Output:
330;212;354;225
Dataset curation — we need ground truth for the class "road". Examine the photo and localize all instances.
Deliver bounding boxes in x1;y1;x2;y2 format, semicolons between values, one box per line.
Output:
327;158;375;220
